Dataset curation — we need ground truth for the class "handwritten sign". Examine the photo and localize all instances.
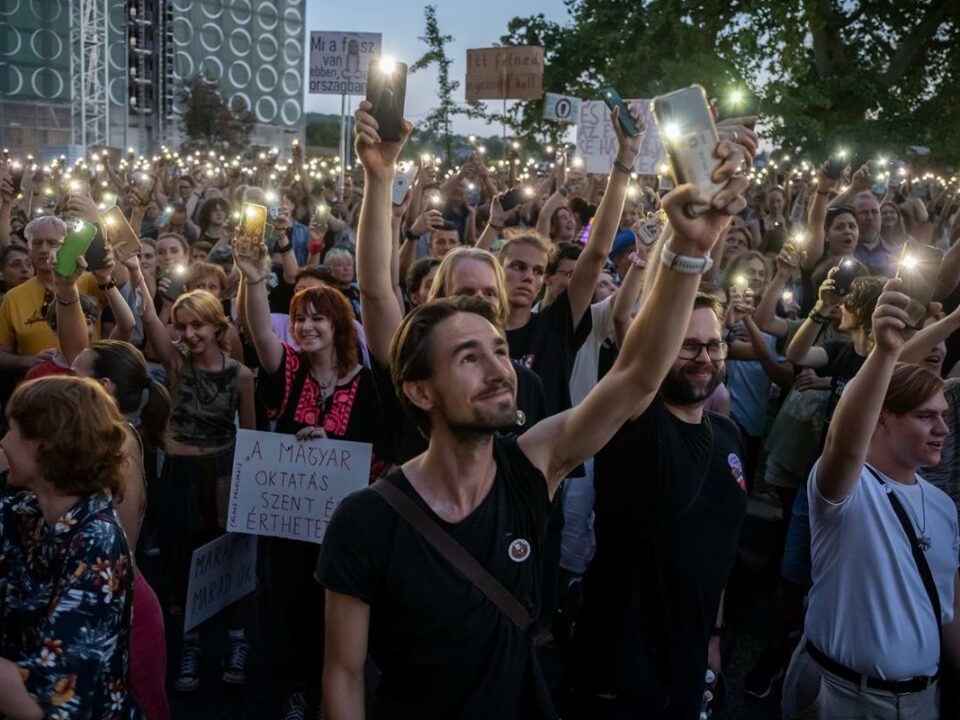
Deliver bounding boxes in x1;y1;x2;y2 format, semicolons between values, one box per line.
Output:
543;93;580;123
184;533;257;632
226;429;372;544
309;31;382;96
465;46;543;102
576;99;666;175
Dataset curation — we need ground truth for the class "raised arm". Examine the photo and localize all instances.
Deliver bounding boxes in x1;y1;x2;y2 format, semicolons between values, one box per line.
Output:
566;107;643;326
354;101;413;367
755;244;799;338
817;280;911;502
827;163;871;208
785;275;839;368
934;219;960;300
520;145;751;491
801;164;838;272
612;239;650;347
476;195;517;251
744;314;795;388
899;304;957;364
233;242;284;375
0;171;14;249
54;259;90;365
138;272;180;376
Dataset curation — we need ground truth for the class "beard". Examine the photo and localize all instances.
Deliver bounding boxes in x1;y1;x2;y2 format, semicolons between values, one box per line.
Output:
437;386;519;442
660;362;722;406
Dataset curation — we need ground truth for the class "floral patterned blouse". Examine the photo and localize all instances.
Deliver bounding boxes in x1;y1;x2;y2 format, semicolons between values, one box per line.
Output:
0;491;140;719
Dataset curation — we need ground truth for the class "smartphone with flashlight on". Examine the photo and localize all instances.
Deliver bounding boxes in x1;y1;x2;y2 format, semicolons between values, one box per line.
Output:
366;57;408;143
55;219;98;277
652;84;725;217
99;206;141;263
600;86;640;138
134;173;158;204
897;244;943;328
500;187;526;212
9;163;24;196
236;202;268;259
393;161;418;206
162;264;188;302
832;257;868;295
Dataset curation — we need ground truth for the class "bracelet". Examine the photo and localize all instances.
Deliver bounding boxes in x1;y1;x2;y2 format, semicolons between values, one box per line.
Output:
55;294;79;306
275;243;293;254
808;308;830;324
612;159;633;176
626;251;647;269
246;274;268;286
489;223;504;232
98;279;117;291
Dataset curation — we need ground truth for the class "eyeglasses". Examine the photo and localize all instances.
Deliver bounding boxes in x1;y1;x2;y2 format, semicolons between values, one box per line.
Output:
678;340;728;361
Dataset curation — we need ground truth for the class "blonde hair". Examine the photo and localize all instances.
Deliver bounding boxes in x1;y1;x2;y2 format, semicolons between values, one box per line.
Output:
883;363;944;416
428;247;509;327
171;289;231;351
185;261;228;296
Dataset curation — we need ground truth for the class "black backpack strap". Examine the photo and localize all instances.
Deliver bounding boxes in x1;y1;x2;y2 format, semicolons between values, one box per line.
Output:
371;477;551;646
864;464;942;659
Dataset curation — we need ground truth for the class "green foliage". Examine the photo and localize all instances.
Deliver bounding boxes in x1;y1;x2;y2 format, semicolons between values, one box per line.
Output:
411;5;489;164
503;0;960;165
177;76;255;155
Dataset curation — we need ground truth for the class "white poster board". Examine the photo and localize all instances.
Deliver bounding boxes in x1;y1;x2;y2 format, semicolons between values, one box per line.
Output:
543;93;581;124
309;31;382;96
226;429;372;544
184;533;257;632
576;99;666;175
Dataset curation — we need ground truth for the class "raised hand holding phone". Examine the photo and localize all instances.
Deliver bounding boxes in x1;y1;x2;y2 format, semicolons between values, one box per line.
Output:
871;279;918;355
354;100;413;179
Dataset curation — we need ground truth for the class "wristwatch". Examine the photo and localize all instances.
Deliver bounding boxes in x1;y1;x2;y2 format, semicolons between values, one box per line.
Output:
404;228;420;241
98;279;117;291
659;244;713;274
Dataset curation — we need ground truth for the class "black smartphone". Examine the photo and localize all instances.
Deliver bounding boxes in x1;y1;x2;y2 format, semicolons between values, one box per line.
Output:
713;90;762;130
163;265;188;302
832;257;868;295
134;173;158;204
897;244;943;328
366;58;408;143
600;86;640;138
825;160;846;180
500;188;525;212
84;230;110;272
9;163;23;195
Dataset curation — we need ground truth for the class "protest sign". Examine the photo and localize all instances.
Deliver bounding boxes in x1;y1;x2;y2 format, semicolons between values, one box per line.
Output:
309;31;382;96
226;429;372;544
465;46;543;102
184;533;256;632
576;99;666;175
543;93;580;124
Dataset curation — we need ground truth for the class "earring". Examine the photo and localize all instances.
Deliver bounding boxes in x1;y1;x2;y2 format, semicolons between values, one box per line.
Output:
516;409;526;427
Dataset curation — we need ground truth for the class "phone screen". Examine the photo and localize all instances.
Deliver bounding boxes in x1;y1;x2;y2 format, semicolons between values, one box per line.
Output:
136;173;158;204
237;203;268;259
9;163;23;195
500;188;525;212
897;245;943;327
163;265;188;302
652;85;725;216
601;87;640;138
100;206;141;262
366;58;408;142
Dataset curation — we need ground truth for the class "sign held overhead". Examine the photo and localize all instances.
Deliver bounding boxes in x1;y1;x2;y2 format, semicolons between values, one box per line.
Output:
465;46;544;102
543;93;581;123
309;32;383;96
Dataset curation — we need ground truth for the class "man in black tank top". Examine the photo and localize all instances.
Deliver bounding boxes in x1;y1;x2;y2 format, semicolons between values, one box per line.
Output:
316;100;753;719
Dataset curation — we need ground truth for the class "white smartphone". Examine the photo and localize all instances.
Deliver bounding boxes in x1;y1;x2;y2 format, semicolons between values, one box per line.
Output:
393;161;419;206
651;85;725;217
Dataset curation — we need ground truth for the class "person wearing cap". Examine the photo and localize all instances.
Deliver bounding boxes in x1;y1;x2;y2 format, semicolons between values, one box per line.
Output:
609;228;639;282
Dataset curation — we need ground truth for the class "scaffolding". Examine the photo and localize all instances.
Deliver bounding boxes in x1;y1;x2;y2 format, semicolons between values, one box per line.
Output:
70;0;110;148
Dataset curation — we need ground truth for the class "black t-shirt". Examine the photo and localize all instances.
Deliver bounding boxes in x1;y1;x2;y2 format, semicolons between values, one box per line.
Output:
268;269;297;315
507;292;592;417
575;396;747;707
316;435;557;719
817;339;865;423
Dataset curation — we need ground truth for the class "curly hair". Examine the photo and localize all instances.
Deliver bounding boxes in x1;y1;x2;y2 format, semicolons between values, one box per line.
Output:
288;285;358;376
843;275;885;330
196;197;232;232
7;376;128;500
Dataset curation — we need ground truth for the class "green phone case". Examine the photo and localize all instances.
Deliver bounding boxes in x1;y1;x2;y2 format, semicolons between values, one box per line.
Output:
55;219;98;277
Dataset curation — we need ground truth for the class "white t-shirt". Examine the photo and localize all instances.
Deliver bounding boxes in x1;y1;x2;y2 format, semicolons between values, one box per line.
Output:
569;296;615;408
805;458;960;679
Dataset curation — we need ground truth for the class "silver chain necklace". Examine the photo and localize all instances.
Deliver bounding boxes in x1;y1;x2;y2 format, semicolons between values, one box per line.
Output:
892;480;931;552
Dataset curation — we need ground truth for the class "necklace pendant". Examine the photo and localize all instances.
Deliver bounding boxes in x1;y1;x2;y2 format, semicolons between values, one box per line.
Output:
919;535;932;552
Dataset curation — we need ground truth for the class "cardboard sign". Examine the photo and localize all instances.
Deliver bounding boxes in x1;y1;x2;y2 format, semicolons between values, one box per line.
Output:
309;31;382;96
576;99;666;175
184;533;257;632
226;429;372;544
465;46;543;102
543;93;581;123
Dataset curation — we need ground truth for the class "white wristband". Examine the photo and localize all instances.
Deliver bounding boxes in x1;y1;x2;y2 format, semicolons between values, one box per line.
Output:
660;244;713;274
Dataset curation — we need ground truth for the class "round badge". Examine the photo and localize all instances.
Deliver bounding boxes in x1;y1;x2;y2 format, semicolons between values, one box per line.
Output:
508;538;531;563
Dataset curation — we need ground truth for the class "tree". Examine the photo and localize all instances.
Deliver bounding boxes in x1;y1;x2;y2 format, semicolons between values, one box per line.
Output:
411;5;487;164
178;76;256;155
502;0;960;164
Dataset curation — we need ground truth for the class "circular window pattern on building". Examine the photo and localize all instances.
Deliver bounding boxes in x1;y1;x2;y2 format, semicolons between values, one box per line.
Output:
255;65;278;93
199;23;224;53
228;60;252;88
32;0;63;23
228;92;252;114
31;67;64;99
282;68;301;96
0;25;21;57
283;37;302;66
230;0;253;25
255;95;278;123
172;16;193;46
255;34;278;62
283;6;302;36
30;28;63;62
0;0;20;17
229;28;252;56
200;56;224;83
280;98;302;126
173;50;195;81
0;63;24;95
257;2;279;31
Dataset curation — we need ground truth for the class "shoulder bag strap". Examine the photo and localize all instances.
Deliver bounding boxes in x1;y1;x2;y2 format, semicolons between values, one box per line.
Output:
371;478;551;645
864;464;942;658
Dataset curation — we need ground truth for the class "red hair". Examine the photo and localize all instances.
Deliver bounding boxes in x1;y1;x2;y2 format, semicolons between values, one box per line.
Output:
288;286;358;376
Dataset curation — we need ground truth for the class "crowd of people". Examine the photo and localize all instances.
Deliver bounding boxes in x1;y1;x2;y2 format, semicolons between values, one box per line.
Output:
0;91;958;720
